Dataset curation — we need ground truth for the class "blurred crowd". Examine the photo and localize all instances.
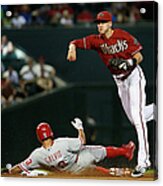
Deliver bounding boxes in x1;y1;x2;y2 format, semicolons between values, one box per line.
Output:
1;35;57;109
1;2;155;108
1;2;154;29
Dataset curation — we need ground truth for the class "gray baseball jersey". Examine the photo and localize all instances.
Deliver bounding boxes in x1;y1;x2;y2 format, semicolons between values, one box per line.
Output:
19;137;106;173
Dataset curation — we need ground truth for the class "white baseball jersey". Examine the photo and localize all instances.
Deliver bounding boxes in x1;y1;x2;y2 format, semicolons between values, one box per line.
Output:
18;137;106;173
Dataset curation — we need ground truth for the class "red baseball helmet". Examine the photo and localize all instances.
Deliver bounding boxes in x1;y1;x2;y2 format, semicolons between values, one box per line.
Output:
36;122;54;141
95;11;112;22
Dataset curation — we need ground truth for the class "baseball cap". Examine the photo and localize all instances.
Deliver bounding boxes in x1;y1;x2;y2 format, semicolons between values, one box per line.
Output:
95;11;112;23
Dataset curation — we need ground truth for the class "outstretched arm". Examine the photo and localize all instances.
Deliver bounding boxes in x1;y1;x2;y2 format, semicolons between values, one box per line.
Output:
71;118;86;144
67;35;96;62
78;128;86;145
9;164;22;174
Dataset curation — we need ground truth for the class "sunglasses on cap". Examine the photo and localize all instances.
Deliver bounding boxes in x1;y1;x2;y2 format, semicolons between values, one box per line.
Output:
95;20;110;24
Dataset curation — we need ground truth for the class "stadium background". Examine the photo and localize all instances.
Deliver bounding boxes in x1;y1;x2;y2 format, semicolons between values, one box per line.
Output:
1;2;157;171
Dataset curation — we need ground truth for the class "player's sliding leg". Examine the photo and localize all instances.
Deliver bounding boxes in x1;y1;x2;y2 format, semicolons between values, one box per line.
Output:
105;141;135;161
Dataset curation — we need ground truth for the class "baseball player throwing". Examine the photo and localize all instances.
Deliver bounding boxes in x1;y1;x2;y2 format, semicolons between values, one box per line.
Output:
67;11;156;177
9;118;135;175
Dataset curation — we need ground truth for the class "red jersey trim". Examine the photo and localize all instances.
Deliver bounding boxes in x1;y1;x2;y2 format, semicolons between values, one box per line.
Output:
83;38;87;49
131;46;143;56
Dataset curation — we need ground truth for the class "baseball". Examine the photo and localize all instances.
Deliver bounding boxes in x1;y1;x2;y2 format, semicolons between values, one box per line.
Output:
6;11;12;17
140;8;146;14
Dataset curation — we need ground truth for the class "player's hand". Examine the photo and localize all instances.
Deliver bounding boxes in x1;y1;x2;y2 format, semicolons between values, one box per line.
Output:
71;117;83;130
67;44;76;62
67;50;76;61
67;44;76;61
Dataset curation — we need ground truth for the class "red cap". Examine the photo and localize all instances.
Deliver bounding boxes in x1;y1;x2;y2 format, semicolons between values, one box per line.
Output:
36;122;54;142
95;11;112;22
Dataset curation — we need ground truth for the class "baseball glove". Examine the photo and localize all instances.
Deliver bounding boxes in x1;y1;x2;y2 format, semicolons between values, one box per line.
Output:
109;58;134;71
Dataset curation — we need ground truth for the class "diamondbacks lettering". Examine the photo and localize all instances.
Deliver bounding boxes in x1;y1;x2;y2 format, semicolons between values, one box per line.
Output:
100;40;128;54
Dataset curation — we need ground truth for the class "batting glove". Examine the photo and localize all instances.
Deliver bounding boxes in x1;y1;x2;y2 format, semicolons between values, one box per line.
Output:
71;117;83;130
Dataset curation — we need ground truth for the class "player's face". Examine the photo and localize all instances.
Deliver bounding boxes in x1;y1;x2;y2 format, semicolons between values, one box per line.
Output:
97;21;112;35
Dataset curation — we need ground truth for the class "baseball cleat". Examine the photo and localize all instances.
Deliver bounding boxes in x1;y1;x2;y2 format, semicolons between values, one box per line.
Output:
122;141;135;161
131;166;149;177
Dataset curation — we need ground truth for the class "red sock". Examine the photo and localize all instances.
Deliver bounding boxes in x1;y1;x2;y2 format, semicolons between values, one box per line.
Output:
106;146;126;158
95;166;110;174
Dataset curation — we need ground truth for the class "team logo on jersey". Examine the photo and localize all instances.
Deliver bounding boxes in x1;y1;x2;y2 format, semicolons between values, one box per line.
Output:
44;150;62;163
100;40;128;54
